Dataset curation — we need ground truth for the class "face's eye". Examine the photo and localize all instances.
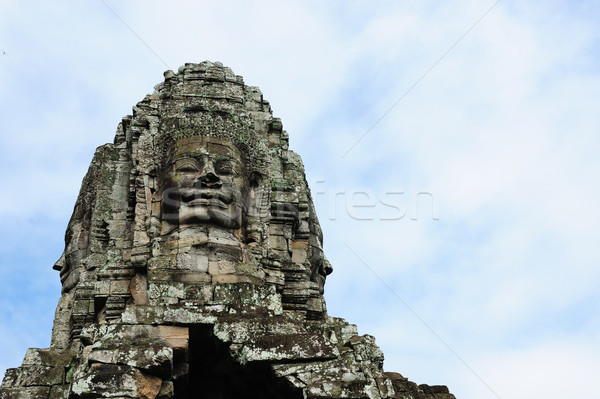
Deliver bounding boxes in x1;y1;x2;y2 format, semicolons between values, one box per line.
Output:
215;159;236;175
176;163;199;173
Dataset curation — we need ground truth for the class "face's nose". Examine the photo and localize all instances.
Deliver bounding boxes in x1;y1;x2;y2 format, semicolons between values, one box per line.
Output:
321;258;333;276
194;159;222;188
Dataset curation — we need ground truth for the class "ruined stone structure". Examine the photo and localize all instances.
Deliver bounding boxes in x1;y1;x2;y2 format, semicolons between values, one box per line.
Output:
1;62;455;399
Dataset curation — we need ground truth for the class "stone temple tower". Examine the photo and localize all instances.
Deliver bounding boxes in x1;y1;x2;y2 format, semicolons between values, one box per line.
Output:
1;62;455;399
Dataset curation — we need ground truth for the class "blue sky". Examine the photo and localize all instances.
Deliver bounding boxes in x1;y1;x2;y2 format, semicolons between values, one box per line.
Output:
1;1;599;398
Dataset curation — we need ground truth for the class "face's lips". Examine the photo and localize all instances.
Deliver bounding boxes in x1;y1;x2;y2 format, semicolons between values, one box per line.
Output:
179;188;232;208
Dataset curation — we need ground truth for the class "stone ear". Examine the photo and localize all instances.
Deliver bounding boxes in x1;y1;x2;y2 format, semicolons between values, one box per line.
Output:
145;165;157;178
249;171;263;188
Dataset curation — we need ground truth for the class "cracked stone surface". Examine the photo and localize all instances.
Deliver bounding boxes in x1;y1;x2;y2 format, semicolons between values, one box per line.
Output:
1;62;455;399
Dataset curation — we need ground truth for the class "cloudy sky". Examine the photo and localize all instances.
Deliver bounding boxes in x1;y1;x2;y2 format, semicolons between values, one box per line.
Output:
1;1;599;398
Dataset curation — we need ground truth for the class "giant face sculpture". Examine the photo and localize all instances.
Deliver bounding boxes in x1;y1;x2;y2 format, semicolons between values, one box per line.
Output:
159;136;248;230
51;63;333;321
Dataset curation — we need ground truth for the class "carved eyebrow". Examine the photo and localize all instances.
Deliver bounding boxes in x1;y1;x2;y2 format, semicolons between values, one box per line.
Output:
213;155;242;165
215;158;235;165
174;153;203;161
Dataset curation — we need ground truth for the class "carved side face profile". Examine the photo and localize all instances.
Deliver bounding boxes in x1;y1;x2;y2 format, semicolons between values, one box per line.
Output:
159;136;247;230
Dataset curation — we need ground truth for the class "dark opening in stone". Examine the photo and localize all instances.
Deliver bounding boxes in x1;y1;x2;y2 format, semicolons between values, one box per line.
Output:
175;325;303;399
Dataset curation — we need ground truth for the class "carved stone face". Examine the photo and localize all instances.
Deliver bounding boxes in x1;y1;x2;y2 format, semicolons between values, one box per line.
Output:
159;136;247;230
